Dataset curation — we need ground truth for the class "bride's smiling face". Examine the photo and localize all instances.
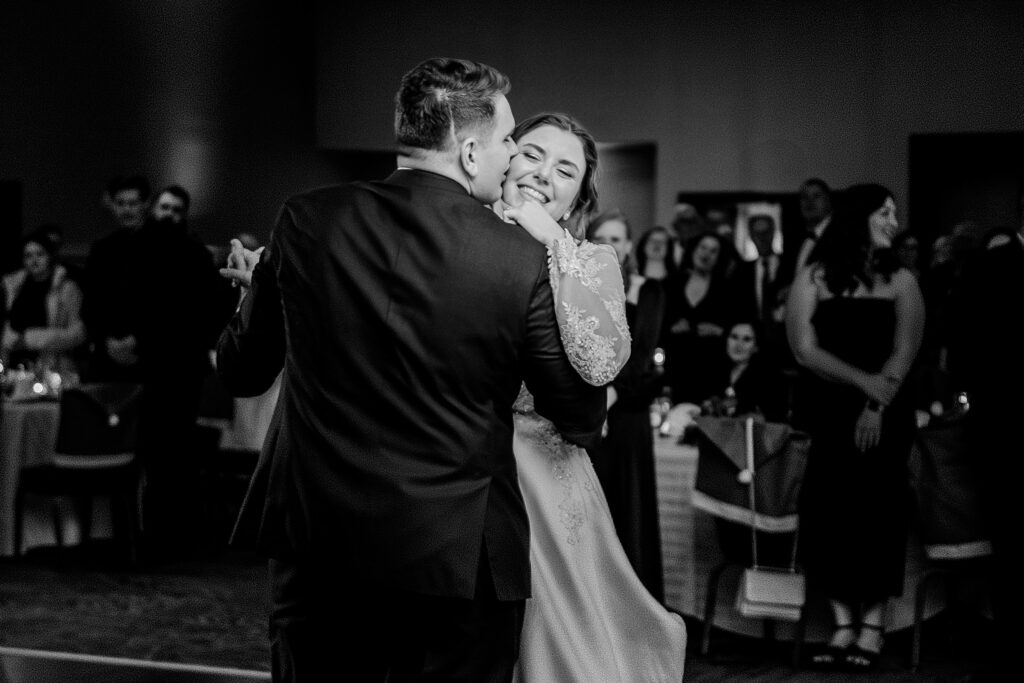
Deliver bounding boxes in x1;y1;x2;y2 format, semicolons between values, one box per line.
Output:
501;124;586;221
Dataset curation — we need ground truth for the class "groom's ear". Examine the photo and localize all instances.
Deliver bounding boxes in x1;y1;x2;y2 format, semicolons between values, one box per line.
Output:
460;137;479;178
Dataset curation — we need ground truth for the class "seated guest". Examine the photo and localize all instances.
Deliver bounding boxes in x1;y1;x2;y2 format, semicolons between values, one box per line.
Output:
1;228;86;375
700;320;786;423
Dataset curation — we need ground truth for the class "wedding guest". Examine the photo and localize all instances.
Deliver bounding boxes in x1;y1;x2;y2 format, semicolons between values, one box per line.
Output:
787;183;924;672
701;320;786;423
82;174;150;382
38;223;85;285
587;208;638;288
948;219;1024;680
133;185;228;559
1;228;86;375
662;231;735;404
892;231;922;279
587;208;667;601
731;213;788;363
791;177;834;276
635;225;676;282
151;184;189;226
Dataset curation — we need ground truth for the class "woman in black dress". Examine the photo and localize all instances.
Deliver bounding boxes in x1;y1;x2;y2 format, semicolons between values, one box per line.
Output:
700;319;787;423
586;209;667;601
662;232;734;404
786;183;924;671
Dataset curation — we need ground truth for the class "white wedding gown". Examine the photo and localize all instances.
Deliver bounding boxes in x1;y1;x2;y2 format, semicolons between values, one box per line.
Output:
512;235;687;682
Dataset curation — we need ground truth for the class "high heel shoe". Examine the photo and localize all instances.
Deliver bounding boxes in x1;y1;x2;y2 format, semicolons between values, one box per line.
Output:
810;623;856;670
845;623;885;671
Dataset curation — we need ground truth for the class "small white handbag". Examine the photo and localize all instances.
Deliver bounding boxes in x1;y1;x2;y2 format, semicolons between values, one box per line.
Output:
733;417;806;622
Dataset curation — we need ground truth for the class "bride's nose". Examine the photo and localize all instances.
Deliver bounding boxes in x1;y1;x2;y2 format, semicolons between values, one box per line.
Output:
533;165;552;184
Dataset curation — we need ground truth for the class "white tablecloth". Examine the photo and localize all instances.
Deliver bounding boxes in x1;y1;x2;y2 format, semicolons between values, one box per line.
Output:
0;399;111;556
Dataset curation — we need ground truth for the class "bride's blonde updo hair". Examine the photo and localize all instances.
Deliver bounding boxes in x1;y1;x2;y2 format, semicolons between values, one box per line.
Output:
511;112;599;240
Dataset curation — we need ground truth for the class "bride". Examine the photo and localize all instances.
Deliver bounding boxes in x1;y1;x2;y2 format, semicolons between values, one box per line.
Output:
497;112;686;682
221;112;687;682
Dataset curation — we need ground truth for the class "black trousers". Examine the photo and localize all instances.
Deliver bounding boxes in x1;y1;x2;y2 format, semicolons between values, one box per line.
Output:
269;548;524;683
137;374;204;553
971;402;1024;673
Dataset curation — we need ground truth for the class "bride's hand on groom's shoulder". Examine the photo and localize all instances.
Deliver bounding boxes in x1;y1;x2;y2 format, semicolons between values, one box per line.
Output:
219;238;264;289
502;201;563;247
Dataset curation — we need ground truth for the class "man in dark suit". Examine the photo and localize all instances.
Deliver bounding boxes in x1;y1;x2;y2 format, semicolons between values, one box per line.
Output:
949;218;1024;681
82;174;151;382
732;213;789;362
216;58;605;683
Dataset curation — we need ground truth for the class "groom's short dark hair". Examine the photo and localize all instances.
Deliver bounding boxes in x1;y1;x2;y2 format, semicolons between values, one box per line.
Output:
394;57;510;154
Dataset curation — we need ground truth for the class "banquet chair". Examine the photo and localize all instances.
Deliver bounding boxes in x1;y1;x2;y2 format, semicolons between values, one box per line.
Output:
908;405;992;671
692;416;811;668
12;383;143;564
699;525;808;669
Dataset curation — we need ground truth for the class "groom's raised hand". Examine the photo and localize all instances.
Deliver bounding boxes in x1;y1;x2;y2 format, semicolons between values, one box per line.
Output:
219;238;264;289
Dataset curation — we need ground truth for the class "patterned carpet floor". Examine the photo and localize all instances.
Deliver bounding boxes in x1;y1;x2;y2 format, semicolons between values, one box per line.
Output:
0;546;269;672
0;544;989;681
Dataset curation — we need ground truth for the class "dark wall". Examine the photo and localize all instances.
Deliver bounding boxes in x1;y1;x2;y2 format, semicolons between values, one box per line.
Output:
4;0;1024;259
316;0;1024;231
1;0;340;259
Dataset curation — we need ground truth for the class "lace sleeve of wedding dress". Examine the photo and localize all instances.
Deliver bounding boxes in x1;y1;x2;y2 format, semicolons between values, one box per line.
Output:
547;230;631;386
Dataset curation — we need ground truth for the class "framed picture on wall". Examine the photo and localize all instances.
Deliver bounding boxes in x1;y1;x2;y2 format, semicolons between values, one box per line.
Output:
674;190;801;262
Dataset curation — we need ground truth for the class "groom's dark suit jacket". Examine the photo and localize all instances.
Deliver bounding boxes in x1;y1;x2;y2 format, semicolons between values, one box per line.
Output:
217;169;605;601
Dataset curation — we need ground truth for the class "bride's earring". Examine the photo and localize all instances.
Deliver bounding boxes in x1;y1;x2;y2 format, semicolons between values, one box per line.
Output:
562;210;571;221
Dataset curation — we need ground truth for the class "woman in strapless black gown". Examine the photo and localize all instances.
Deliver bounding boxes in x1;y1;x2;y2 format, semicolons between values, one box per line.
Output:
786;183;925;672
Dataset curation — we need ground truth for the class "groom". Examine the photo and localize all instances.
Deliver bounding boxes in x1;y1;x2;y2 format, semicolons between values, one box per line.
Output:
216;58;606;682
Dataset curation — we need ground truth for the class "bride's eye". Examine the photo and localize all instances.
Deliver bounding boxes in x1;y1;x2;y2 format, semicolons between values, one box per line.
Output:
523;152;540;162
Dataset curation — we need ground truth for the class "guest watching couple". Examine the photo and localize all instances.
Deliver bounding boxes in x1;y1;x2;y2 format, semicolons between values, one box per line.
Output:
586;209;669;602
733;214;788;357
82;174;150;382
217;60;685;683
700;320;786;423
792;177;835;276
1;229;86;376
132;183;226;559
787;183;924;672
662;231;734;404
635;224;677;282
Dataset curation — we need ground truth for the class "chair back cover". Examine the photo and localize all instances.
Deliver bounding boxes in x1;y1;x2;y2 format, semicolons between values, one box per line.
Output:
910;407;991;560
692;416;810;533
54;383;142;457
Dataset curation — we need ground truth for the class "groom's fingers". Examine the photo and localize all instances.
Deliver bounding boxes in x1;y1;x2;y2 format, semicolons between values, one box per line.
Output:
219;266;251;288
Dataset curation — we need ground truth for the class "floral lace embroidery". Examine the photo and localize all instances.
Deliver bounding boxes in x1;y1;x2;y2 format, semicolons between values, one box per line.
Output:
548;234;609;298
515;392;592;545
547;232;631;386
560;301;619;386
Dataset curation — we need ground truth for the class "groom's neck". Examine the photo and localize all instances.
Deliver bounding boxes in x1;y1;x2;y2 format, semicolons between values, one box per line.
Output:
396;150;471;195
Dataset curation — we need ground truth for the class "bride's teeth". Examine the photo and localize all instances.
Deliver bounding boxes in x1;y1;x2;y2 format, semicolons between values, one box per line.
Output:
520;187;548;203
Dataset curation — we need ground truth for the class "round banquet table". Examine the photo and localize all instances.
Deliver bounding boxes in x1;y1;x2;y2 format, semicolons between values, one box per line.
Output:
1;398;112;557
